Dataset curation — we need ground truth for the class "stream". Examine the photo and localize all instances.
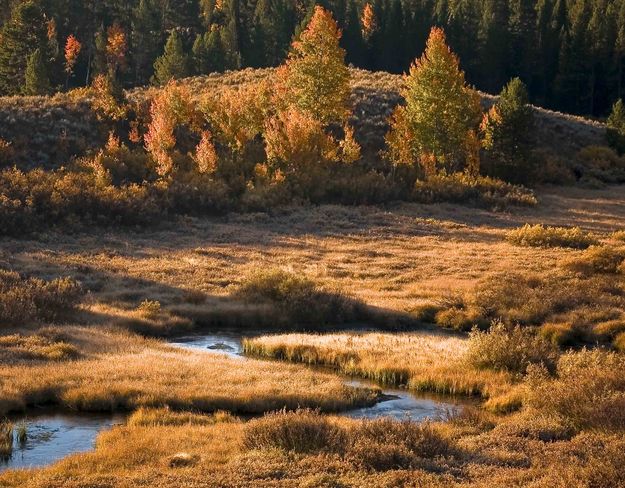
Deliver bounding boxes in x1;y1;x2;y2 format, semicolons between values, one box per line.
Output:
1;330;467;473
171;331;467;421
0;412;125;472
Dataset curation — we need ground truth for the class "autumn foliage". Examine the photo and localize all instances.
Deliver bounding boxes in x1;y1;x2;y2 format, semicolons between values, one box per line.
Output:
386;27;481;177
64;35;81;75
144;82;196;176
277;6;350;126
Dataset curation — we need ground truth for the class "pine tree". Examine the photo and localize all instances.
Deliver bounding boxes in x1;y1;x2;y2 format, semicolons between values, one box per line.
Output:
152;30;190;85
508;0;536;83
23;48;51;95
277;6;350;125
478;0;510;92
131;0;162;85
193;26;229;74
385;27;482;176
343;0;366;66
607;98;625;154
0;0;49;96
481;77;535;183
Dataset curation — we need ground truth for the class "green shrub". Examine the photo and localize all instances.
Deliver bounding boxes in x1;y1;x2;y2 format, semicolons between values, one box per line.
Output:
243;409;345;454
506;224;597;249
466;322;559;374
235;269;366;326
0;270;83;325
413;173;537;209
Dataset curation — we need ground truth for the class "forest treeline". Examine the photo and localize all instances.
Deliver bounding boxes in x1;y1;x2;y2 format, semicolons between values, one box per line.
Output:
0;0;623;116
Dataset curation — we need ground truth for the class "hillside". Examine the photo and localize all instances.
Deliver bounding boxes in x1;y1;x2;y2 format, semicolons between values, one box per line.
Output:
0;68;606;169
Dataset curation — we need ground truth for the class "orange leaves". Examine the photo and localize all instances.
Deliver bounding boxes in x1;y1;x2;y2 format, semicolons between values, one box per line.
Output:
201;81;271;152
361;3;376;39
194;131;218;174
144;82;195;176
264;108;339;171
64;35;81;75
106;23;127;74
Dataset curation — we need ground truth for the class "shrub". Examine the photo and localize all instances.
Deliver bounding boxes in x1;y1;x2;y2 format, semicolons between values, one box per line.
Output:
466;322;559;374
526;350;625;431
412;173;537;209
243;409;345;454
235;269;366;326
539;322;585;347
345;419;454;471
137;300;162;319
0;270;83;325
493;411;575;442
0;138;14;167
565;246;625;275
575;145;625;184
506;224;597;249
243;410;455;471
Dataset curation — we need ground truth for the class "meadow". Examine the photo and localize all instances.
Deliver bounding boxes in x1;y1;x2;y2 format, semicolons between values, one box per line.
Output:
0;182;622;486
2;10;625;486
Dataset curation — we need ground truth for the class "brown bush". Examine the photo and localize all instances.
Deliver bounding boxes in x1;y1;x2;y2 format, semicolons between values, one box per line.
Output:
466;322;559;374
243;409;346;454
0;270;83;325
235;269;367;326
413;173;537;209
526;350;625;431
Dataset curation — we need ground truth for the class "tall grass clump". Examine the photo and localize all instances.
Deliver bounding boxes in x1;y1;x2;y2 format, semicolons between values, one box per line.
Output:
466;322;559;374
243;409;345;454
506;224;597;249
128;407;236;427
346;419;454;471
0;420;12;458
243;410;456;471
0;270;83;326
235;269;367;326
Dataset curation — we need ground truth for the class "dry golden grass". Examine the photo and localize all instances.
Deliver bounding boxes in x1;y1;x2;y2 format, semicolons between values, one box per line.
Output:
0;327;376;417
244;331;514;403
1;186;625;486
3;185;624;326
3;409;625;488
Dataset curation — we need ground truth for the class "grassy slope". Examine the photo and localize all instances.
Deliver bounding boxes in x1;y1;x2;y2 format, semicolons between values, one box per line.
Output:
0;67;606;168
3;185;622;320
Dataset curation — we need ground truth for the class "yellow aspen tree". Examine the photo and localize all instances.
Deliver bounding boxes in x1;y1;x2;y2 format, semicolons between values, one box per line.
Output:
277;6;350;126
386;27;482;176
